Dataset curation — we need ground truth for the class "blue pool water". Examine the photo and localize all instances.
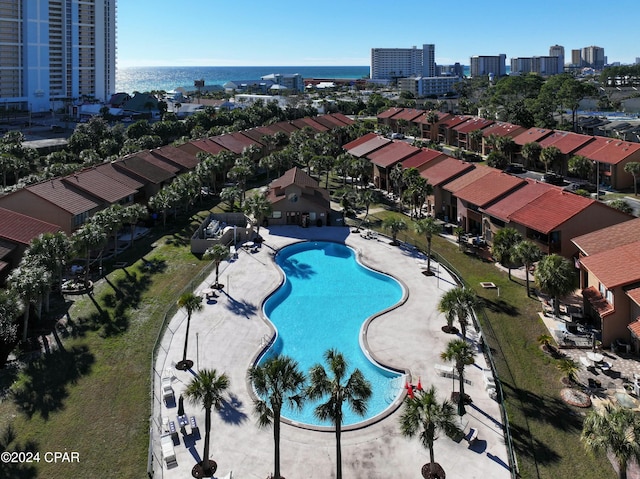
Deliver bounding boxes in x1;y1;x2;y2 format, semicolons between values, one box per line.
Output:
260;241;404;427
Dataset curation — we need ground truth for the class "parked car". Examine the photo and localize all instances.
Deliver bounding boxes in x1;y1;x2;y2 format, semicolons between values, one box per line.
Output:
504;163;526;174
391;132;404;139
542;173;564;185
568;182;597;193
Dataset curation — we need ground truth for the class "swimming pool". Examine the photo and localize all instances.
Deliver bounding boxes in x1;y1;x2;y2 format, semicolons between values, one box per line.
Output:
259;241;405;427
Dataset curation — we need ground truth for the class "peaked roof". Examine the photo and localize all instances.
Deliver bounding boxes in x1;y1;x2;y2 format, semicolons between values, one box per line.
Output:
401;148;447;170
130;150;180;174
454;171;526;208
417;111;453;125
579;242;640;289
26;178;101;214
444;165;493;193
346;136;391;158
61;168;138;203
572;217;640;256
538;131;594;154
513;127;554;146
179;138;229;157
327;112;354;126
368;141;420;168
290;117;329;132
453;117;494;134
377;107;404;120
508;189;594;233
269;167;319;190
210;132;264;154
481;122;527;138
419;157;474;186
573;137;640;165
151;145;199;170
343;133;378;151
0;207;61;245
94;162;145;190
439;114;471;128
114;155;176;184
392;108;426;122
482;179;556;221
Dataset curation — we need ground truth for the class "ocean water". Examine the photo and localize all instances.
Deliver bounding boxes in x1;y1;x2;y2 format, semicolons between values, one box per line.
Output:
115;65;371;94
260;241;404;427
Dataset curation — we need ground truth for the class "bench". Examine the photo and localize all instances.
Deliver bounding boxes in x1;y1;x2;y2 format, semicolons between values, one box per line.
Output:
169;420;177;439
467;427;478;445
190;415;199;436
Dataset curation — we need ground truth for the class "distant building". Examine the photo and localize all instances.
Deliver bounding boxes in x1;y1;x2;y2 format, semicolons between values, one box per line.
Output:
224;73;304;94
571;49;582;67
510;56;562;76
581;46;606;70
437;63;464;78
261;73;304;92
470;54;507;78
549;44;565;72
397;76;462;98
370;44;436;80
0;0;116;115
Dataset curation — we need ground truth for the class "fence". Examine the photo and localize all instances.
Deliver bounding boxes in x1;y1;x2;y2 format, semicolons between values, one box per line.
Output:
147;258;218;479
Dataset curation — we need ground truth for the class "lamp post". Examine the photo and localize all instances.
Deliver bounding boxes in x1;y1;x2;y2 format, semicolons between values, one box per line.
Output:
593;160;600;199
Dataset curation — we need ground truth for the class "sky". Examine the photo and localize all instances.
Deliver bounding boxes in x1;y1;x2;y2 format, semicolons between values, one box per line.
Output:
117;0;640;67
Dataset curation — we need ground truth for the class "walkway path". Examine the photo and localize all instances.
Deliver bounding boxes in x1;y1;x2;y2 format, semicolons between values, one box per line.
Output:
152;225;512;479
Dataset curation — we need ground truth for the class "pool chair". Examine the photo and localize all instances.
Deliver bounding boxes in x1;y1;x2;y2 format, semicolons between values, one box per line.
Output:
161;433;176;465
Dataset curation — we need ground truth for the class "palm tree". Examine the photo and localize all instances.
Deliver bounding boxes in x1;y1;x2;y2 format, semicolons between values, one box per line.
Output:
382;217;407;245
26;231;71;293
121;203;148;249
440;339;475;416
581;404;640;479
184;368;230;477
557;357;580;385
243;192;272;236
415;217;441;275
521;141;542;169
8;263;51;341
535;254;576;317
0;289;21;367
623;162;640;196
71;222;107;286
248;355;306;479
438;286;478;340
540;145;561;173
568;155;594;180
176;292;203;370
399;385;461;477
537;334;555;354
203;244;230;289
306;349;372;479
512;240;542;297
491;227;522;280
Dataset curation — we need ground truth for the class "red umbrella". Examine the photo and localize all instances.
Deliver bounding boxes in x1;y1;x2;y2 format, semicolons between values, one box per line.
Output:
407;385;414;398
405;380;411;390
417;377;423;391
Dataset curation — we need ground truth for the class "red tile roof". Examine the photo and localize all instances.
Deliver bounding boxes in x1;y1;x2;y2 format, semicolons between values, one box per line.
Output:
401;149;446;169
508;189;593;233
269;167;319;190
417;111;452;125
377;107;404;120
419;157;474;186
94;163;145;190
271;121;299;134
178;138;229;157
210;132;265;154
62;168;138;203
27;178;101;214
453;118;494;134
482;179;556;221
481;122;527;138
345;136;391;158
152;145;199;170
392;108;426;122
439;115;471;128
368;142;420;168
574;137;640;165
290;117;329;132
512;127;554;146
538;131;594;154
628;318;640;338
327;112;354;125
580;242;640;289
454;171;526;208
572;217;640;256
583;286;615;317
625;286;640;307
114;155;176;184
343;133;378;151
0;207;61;245
444;164;494;193
131;151;180;174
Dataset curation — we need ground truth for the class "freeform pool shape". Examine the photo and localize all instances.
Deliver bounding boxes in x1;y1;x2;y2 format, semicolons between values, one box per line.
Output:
260;241;405;427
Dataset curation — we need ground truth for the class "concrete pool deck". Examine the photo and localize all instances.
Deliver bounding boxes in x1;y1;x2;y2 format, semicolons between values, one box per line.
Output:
152;225;512;479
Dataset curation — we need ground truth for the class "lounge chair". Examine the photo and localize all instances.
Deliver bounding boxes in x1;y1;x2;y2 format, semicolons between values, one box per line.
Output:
161;433;176;464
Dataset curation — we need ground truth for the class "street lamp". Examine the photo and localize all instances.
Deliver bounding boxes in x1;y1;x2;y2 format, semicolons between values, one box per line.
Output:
593;160;599;199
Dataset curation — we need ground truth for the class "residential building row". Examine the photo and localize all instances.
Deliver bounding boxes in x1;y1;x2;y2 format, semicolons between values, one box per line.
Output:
0;113;354;284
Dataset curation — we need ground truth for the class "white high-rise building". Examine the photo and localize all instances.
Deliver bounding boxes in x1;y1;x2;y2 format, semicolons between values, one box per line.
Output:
470;54;507;78
581;46;606;70
370;44;435;80
0;0;117;115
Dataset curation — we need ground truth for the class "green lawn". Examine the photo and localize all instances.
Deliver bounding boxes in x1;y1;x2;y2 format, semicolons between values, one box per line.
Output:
0;201;614;479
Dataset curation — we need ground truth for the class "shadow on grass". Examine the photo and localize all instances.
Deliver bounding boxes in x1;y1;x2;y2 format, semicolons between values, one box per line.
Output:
0;424;39;479
481;297;520;317
10;346;94;420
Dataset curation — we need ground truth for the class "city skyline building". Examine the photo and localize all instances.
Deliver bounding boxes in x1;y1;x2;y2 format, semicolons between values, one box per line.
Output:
0;0;117;114
470;54;507;78
581;45;606;70
549;44;565;73
370;44;435;80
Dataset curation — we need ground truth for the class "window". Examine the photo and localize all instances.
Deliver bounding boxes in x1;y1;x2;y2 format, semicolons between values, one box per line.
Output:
271;211;282;219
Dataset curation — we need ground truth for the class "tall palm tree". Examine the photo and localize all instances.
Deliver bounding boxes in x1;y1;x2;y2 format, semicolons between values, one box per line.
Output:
0;289;21;366
520;141;542;169
121;203;148;249
540;145;561;173
8;263;51;341
176;292;203;370
243;192;272;236
306;349;372;479
399;385;461;477
26;231;71;293
491;227;522;280
535;254;576;317
437;286;478;340
440;339;476;416
382;217;407;245
248;355;306;479
71;222;107;286
184;368;230;477
415;217;441;275
623;161;640;196
203;244;230;289
581;404;640;479
513;240;542;297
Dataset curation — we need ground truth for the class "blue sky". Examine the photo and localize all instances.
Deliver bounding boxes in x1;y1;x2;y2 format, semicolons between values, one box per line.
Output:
117;0;639;67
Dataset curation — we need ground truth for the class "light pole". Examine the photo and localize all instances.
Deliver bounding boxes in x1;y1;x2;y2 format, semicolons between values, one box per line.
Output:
594;160;600;200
